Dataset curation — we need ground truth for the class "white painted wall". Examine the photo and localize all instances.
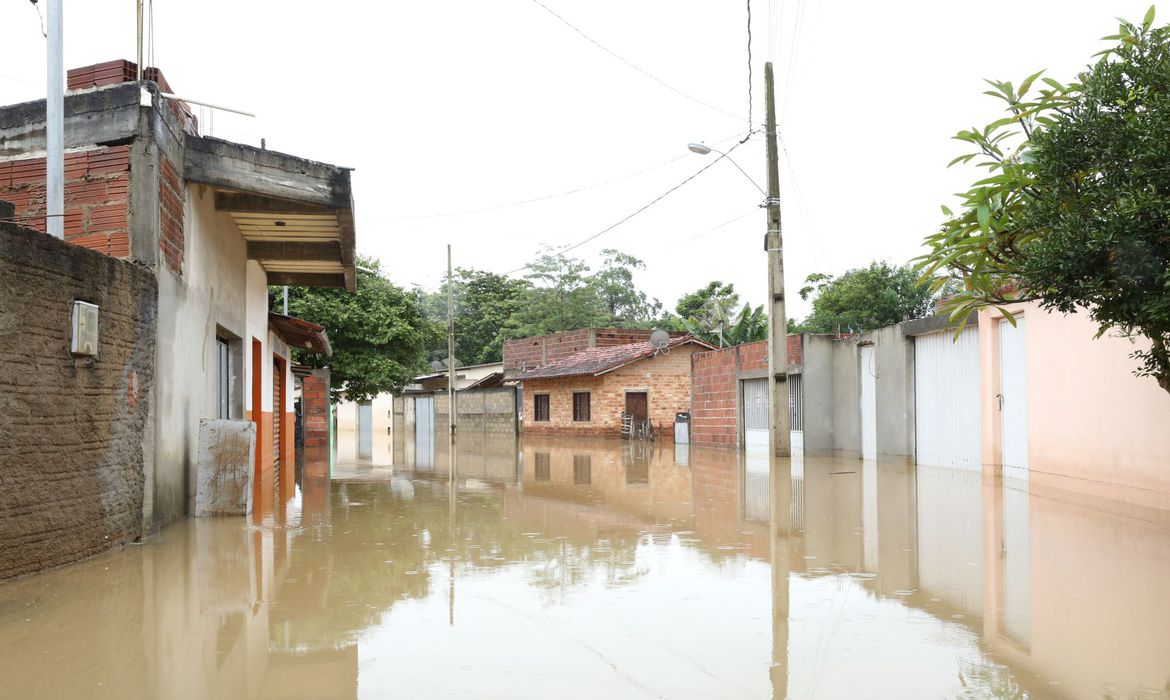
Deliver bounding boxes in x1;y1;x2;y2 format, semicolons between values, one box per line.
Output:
152;184;273;528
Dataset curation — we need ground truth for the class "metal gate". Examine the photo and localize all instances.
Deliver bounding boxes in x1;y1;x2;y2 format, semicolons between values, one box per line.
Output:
999;318;1029;475
741;378;769;450
414;395;435;469
357;401;373;460
859;345;877;459
914;326;981;469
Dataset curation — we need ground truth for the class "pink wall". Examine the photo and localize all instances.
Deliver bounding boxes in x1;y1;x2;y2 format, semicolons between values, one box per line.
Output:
979;303;1170;512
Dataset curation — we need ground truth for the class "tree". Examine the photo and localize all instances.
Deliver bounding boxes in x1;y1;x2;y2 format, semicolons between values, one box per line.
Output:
675;281;740;320
798;262;937;334
501;248;611;339
683;301;768;347
916;8;1170;393
278;257;438;402
593;248;663;326
424;268;529;365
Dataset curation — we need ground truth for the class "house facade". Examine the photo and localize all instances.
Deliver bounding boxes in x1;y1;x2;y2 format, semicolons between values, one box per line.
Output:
0;59;355;554
519;336;713;439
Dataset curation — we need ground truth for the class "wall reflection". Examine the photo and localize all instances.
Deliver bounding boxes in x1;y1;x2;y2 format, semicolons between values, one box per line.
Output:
2;437;1169;699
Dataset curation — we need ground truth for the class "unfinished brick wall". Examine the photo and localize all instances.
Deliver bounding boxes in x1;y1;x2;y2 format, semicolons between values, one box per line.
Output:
690;347;739;449
689;337;803;448
0;216;157;579
522;345;701;439
0;146;131;257
159;155;184;273
503;328;688;372
301;370;330;448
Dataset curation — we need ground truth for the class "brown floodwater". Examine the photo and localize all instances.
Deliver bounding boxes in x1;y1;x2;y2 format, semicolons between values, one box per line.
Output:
2;435;1169;699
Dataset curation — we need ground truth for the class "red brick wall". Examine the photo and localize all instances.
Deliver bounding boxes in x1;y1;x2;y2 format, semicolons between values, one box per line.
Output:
0;146;131;257
689;337;802;448
504;328;688;371
690;346;739;448
159;155;184;273
522;345;701;439
67;59;137;89
302;372;330;448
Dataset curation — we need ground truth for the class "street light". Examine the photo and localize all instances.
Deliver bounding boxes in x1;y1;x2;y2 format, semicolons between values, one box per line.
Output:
686;142;768;198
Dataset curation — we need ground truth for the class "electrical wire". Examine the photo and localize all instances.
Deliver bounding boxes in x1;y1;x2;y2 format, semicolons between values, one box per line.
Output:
746;0;754;137
781;0;809;125
777;130;834;274
500;136;753;277
374;129;751;221
528;0;743;122
28;0;46;38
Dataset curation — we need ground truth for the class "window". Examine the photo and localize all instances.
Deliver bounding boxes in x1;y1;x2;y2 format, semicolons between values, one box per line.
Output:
534;394;550;422
216;337;230;419
572;392;591;422
573;455;591;485
534;452;551;481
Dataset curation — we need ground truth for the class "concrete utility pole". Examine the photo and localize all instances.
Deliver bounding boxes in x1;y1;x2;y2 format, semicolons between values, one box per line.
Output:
764;62;791;458
46;0;64;239
447;244;457;437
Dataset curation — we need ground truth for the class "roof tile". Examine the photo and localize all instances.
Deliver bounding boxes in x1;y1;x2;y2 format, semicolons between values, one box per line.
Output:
518;335;712;380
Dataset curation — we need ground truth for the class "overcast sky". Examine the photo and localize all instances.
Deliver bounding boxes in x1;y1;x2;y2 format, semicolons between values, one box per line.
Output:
0;0;1156;320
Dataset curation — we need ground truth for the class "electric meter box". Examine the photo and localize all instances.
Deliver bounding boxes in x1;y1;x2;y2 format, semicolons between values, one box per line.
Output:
71;301;99;357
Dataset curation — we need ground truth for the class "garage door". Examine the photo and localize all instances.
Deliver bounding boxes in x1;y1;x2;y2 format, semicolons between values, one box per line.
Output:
742;378;769;450
914;326;981;469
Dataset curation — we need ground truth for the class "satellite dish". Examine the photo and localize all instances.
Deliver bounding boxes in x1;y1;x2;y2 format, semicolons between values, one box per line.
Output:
649;329;671;349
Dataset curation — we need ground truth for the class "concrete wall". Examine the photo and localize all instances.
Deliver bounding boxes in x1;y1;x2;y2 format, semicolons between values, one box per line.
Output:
0;219;157;578
522;345;701;439
803;329;914;461
978;303;1170;512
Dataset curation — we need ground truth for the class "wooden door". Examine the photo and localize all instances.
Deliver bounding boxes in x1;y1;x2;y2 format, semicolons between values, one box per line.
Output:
625;392;648;422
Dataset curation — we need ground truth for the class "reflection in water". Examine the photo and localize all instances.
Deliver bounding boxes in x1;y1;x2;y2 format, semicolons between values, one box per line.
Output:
1;438;1169;699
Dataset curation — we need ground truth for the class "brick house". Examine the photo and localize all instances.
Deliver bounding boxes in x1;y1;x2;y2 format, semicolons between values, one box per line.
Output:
0;59;355;537
519;336;714;439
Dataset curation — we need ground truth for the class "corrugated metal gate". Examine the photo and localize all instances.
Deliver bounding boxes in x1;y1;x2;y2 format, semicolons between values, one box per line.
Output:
788;374;804;431
358;401;373;460
914;326;981;469
742;378;769;449
414;395;435;469
859;345;877;459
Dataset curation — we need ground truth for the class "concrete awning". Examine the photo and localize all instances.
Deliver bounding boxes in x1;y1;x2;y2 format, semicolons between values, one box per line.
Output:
184;136;356;292
269;312;332;356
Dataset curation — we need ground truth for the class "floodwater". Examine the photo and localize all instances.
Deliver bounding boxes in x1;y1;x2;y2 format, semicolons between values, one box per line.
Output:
2;437;1170;699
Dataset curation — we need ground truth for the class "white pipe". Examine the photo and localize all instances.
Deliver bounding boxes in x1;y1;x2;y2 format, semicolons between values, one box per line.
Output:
46;0;64;239
159;92;255;117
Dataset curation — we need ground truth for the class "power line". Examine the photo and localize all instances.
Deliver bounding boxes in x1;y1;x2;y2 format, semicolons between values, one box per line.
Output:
528;0;743;122
501;137;753;277
373;129;751;221
746;0;754;136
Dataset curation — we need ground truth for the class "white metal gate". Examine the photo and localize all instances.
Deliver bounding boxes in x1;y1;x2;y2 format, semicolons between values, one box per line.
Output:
999;318;1029;475
742;378;769;450
414;395;435;469
859;345;877;459
357;402;373;460
914;326;981;469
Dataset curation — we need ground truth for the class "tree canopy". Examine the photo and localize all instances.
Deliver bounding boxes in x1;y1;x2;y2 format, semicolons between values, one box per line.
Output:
675;281;740;320
423;247;668;363
916;8;1170;393
797;262;937;335
277;257;437;402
